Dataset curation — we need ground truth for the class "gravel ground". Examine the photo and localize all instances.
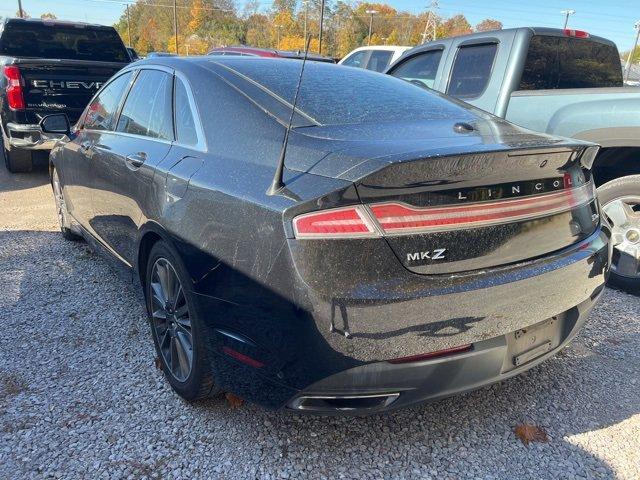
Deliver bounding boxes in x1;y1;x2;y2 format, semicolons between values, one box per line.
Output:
0;162;639;480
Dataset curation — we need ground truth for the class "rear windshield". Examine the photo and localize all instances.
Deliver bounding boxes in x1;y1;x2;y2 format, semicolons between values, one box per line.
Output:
519;35;622;90
218;58;476;126
0;22;129;62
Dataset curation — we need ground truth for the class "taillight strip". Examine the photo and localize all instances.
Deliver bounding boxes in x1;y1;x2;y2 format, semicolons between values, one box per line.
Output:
292;205;379;239
291;182;594;239
370;182;594;234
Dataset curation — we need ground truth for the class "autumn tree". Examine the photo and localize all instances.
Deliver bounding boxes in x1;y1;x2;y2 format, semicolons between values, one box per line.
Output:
441;14;472;38
41;13;58;20
476;19;502;32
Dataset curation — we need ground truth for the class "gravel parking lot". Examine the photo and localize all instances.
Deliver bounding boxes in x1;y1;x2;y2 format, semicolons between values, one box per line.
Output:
0;162;639;480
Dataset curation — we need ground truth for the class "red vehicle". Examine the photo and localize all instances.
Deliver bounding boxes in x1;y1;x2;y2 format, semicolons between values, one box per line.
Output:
207;46;335;63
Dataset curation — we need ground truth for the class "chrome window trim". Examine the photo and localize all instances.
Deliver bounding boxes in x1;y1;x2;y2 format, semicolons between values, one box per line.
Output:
173;70;208;152
84;65;207;152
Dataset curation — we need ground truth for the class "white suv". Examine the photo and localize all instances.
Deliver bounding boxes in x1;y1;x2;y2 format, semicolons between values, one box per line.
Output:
339;46;412;72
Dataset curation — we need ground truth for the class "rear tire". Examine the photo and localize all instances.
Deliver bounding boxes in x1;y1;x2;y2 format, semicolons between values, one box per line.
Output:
145;241;220;401
4;147;33;173
598;175;640;295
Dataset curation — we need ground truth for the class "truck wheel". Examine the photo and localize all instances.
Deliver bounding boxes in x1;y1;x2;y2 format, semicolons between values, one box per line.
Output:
4;147;33;173
598;175;640;294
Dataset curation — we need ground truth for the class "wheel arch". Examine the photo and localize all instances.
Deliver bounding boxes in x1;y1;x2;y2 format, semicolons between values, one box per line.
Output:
590;146;640;187
136;222;180;292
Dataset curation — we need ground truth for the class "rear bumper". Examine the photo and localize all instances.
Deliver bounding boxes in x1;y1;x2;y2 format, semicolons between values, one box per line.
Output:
195;225;610;414
3;122;64;151
287;290;601;414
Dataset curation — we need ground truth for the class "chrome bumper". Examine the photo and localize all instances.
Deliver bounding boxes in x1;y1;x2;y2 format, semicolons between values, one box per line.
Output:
4;122;65;151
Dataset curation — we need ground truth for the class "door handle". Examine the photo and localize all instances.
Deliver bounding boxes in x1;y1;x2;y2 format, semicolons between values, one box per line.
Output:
125;152;147;169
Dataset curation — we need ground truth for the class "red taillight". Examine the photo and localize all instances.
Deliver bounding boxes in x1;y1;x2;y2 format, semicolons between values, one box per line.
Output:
388;344;472;364
563;29;590;38
292;206;378;239
3;66;25;110
369;183;594;235
292;183;594;239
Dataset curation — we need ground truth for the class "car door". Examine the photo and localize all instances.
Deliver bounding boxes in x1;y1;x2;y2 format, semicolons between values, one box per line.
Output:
88;68;174;266
61;70;134;229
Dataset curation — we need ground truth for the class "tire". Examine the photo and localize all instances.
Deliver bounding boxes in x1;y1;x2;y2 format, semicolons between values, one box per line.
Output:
598;175;640;295
145;241;220;401
51;168;81;241
3;147;33;173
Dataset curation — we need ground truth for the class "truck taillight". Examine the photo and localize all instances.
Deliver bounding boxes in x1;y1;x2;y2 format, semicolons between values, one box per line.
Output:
563;29;590;38
3;66;25;110
292;206;378;239
292;183;594;239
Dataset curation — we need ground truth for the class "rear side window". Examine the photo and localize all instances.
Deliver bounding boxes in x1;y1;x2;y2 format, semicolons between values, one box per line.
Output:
0;22;129;62
174;79;199;146
117;70;173;140
519;35;623;90
447;43;497;99
341;51;367;68
84;72;132;131
366;50;393;72
389;50;443;89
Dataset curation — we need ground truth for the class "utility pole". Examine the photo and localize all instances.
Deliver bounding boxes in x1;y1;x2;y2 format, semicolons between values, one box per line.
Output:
561;9;575;29
366;10;378;46
173;0;179;55
625;21;640;83
420;0;439;44
17;0;24;18
318;0;325;55
275;25;282;50
125;4;132;47
302;0;308;47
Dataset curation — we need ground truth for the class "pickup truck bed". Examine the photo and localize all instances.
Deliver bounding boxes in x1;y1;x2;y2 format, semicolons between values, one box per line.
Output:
387;26;640;292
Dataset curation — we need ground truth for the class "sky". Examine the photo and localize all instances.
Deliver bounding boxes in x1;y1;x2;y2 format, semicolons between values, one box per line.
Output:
1;0;639;53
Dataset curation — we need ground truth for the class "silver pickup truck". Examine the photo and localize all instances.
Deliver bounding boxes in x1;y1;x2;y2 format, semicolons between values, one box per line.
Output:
387;27;640;292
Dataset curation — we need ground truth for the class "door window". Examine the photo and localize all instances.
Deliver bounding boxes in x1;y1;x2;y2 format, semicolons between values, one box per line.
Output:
83;72;133;131
116;70;174;140
341;50;367;68
174;78;199;146
366;50;393;72
447;43;498;99
389;50;443;89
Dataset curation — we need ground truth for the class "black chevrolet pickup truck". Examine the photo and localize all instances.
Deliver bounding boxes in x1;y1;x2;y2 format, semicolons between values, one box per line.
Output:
1;18;130;172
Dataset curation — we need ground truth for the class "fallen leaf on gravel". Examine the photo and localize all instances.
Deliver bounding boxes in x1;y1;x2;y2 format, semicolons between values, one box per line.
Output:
154;357;162;370
514;423;549;445
225;392;245;409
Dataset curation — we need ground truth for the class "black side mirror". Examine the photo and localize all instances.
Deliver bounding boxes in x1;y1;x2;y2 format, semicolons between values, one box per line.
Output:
40;114;71;135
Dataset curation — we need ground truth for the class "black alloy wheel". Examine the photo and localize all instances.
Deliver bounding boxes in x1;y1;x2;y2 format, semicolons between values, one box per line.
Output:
145;241;219;400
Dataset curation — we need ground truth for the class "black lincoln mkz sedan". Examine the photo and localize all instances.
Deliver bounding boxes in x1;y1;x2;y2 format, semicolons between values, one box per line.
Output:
44;57;610;414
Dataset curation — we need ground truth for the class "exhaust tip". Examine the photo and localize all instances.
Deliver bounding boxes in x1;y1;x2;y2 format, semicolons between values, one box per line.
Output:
289;393;399;412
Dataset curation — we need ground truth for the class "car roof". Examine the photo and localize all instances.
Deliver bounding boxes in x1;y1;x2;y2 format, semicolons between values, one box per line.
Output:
411;27;616;49
4;16;115;30
129;56;475;128
208;46;334;62
347;45;412;54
